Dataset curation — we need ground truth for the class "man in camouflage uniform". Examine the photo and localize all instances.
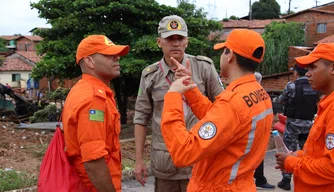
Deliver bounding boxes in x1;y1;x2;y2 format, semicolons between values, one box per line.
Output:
276;65;320;190
133;15;224;192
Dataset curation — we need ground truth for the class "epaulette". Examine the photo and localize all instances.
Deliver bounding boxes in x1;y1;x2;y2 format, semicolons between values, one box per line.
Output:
142;62;159;77
195;55;213;65
220;90;237;102
93;86;107;100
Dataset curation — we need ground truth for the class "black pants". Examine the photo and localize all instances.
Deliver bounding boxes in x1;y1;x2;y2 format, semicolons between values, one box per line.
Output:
254;160;267;186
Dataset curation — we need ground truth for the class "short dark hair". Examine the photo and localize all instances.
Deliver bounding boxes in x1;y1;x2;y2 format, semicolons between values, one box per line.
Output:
323;59;333;66
224;47;263;72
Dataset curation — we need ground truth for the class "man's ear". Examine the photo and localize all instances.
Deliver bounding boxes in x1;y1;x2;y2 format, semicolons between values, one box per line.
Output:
83;56;95;69
228;49;234;63
156;37;161;48
330;63;334;75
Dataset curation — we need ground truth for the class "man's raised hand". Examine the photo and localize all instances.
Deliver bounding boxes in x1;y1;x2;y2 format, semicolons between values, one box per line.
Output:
171;57;192;80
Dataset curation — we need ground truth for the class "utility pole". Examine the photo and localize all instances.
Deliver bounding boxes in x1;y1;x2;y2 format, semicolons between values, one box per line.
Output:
288;0;292;14
207;0;217;19
315;0;320;7
249;0;252;20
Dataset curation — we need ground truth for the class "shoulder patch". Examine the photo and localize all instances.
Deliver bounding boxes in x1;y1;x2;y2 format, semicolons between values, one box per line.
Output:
142;62;159;77
195;55;213;65
89;109;104;122
198;122;217;140
326;133;334;150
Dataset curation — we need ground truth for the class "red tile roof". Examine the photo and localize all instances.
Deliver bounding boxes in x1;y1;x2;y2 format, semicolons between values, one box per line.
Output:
0;35;20;41
283;9;334;19
18;36;43;42
0;35;43;42
16;51;41;63
0;58;33;71
221;19;284;29
314;34;334;44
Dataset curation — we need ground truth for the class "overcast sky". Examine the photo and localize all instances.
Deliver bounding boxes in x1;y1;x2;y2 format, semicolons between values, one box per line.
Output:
0;0;332;35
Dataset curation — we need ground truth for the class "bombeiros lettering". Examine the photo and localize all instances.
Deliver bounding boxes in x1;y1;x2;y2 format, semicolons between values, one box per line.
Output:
243;88;269;107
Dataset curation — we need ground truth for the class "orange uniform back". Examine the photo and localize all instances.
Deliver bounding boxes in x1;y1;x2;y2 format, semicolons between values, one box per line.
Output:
161;74;273;191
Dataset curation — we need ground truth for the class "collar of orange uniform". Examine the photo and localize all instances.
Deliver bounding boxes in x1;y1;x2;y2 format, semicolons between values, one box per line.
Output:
82;74;113;97
225;74;257;92
318;91;334;112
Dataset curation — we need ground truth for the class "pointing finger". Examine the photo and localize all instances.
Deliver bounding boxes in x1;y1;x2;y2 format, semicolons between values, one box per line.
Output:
186;58;191;71
171;57;184;69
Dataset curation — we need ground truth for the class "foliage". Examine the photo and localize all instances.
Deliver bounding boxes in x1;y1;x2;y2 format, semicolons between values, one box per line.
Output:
229;15;238;20
31;0;222;124
48;87;70;102
0;38;8;52
258;21;305;75
0;169;37;192
30;104;61;123
252;0;280;19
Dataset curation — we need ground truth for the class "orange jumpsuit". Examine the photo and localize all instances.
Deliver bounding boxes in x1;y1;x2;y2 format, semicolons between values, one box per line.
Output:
284;91;334;192
161;74;273;191
63;74;121;191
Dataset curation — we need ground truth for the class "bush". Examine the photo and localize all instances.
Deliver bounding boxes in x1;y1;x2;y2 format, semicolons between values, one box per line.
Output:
30;104;61;123
0;169;37;191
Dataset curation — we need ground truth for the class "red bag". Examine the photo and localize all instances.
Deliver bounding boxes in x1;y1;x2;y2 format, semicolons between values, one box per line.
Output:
38;126;85;192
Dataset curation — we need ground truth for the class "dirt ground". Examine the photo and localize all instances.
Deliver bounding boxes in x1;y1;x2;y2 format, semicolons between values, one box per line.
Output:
0;121;150;180
0;115;276;183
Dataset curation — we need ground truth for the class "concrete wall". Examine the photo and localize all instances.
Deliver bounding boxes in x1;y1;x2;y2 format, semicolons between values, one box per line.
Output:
0;71;31;87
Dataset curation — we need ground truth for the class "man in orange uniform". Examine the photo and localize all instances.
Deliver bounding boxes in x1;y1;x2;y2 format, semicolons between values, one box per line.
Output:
161;29;273;191
276;43;334;192
62;35;129;192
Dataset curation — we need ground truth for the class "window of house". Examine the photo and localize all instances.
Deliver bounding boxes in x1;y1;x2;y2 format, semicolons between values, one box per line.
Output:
25;43;31;51
18;44;23;51
317;23;327;33
12;74;21;82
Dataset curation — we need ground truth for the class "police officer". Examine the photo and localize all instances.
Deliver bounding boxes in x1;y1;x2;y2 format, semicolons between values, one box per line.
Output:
133;15;223;191
276;64;320;190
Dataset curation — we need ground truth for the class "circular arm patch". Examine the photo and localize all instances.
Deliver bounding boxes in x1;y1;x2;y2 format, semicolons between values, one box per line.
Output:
326;133;334;150
198;122;217;140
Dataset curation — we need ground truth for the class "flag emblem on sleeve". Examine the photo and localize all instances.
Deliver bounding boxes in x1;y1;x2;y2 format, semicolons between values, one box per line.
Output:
89;109;104;122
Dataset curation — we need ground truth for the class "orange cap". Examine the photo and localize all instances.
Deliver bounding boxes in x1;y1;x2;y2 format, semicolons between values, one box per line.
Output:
295;43;334;67
76;35;130;64
214;29;265;63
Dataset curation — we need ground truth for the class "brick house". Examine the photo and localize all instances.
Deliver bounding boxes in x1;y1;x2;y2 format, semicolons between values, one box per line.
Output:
314;34;334;44
1;35;43;51
211;19;284;41
283;2;334;46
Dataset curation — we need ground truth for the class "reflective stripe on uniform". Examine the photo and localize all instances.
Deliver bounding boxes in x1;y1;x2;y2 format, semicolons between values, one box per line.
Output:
228;108;273;184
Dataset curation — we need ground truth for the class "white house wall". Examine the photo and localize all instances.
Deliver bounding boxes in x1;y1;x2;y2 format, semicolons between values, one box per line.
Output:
0;71;31;88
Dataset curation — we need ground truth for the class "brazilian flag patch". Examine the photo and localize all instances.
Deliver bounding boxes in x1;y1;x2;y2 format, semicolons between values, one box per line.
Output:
89;109;104;122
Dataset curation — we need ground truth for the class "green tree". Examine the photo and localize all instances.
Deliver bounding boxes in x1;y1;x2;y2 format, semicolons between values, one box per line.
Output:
229;15;238;20
0;38;9;66
31;0;222;124
258;21;305;75
252;0;280;19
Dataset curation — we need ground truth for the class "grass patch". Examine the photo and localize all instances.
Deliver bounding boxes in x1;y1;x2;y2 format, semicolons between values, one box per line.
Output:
0;169;37;192
24;144;49;159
